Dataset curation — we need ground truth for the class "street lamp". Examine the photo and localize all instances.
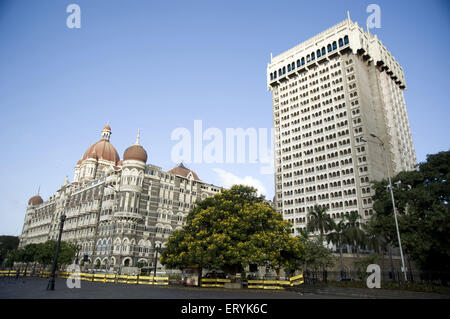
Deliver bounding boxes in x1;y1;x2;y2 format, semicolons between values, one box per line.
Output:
75;244;82;265
46;213;67;290
361;134;407;281
153;242;162;279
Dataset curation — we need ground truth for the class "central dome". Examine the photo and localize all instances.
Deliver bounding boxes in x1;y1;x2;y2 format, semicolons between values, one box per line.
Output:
28;195;43;206
79;124;120;165
81;139;120;164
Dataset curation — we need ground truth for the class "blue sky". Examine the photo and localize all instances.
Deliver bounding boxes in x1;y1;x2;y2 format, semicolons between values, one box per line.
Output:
0;0;449;235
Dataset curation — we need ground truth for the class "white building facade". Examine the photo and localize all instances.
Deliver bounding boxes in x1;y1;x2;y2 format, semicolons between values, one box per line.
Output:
267;16;416;235
19;124;222;269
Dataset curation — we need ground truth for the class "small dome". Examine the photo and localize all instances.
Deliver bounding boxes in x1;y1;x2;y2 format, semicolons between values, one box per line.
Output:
168;163;200;181
123;144;147;163
28;195;43;206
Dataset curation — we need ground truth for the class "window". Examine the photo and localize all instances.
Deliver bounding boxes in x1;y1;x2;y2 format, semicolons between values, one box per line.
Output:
332;41;337;50
311;52;315;60
317;49;321;58
322;47;326;55
327;44;332;52
344;35;349;45
301;57;305;65
291;62;295;70
297;59;301;68
339;38;344;47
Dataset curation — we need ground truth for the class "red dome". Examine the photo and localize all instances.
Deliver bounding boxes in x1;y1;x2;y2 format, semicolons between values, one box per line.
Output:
28;195;43;206
81;140;120;164
123;144;147;163
168;163;200;181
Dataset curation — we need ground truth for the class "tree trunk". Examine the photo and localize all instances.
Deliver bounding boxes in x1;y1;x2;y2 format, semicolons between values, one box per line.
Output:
339;245;344;274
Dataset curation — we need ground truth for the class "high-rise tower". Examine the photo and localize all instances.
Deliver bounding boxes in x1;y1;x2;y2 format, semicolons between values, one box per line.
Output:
267;16;416;235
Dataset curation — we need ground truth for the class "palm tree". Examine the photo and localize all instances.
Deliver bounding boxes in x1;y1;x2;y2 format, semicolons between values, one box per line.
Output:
326;218;346;275
306;205;334;241
342;211;366;260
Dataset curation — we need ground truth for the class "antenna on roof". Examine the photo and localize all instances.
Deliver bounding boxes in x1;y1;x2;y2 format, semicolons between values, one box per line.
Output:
37;185;40;195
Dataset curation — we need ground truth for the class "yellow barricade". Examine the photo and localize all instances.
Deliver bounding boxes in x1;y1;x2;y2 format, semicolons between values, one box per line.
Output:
127;275;138;284
0;271;9;277
153;276;169;285
117;275;128;283
105;274;116;283
81;273;94;281
289;274;304;286
93;273;106;282
201;278;231;288
247;279;294;290
137;276;154;285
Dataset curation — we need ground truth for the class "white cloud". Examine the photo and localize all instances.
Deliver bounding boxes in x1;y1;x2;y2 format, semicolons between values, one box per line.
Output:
213;168;267;197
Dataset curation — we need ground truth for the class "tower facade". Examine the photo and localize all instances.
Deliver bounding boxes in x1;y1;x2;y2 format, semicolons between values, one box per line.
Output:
267;17;416;235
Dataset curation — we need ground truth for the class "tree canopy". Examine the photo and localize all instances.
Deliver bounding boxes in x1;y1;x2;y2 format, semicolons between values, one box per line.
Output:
161;185;305;276
370;150;450;273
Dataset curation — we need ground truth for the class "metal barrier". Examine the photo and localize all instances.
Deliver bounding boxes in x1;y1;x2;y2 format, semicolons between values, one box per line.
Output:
247;274;304;290
201;278;231;288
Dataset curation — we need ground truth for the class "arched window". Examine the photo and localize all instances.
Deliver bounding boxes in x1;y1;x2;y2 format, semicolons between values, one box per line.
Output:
311;52;315;60
344;35;349;45
332;41;337;50
301;57;305;65
322;47;326;55
339;38;344;47
327;44;332;52
297;59;301;68
282;66;286;74
317;49;321;57
306;55;310;62
287;64;291;72
278;69;281;77
270;73;273;80
291;62;295;70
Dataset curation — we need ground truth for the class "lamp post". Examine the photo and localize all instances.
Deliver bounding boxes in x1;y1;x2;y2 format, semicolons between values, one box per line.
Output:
153;242;162;279
46;213;67;290
75;244;82;265
361;134;407;281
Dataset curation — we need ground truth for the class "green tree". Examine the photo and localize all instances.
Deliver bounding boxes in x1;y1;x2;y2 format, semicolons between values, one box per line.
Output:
342;211;366;260
161;185;305;278
326;218;346;274
0;236;19;266
302;238;334;272
371;150;450;274
306;205;333;240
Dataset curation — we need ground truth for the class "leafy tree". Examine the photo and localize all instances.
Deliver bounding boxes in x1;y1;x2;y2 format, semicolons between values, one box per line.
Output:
342;211;366;260
326;218;347;274
301;238;334;272
306;205;334;240
161;185;305;278
0;236;19;266
371;150;450;275
34;240;76;270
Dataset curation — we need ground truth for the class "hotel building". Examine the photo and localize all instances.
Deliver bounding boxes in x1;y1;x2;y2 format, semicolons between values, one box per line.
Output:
19;124;222;269
267;15;416;235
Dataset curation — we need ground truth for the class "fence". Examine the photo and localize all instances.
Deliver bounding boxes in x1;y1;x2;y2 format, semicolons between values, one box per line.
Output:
0;269;169;285
247;274;304;290
301;270;450;286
